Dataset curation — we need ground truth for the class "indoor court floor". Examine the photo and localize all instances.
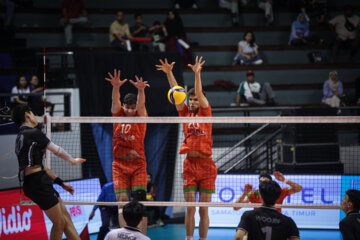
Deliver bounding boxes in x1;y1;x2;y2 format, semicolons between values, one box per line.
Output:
89;224;343;240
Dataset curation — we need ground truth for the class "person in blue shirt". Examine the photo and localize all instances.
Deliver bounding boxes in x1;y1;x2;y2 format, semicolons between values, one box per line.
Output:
89;182;119;240
322;71;344;108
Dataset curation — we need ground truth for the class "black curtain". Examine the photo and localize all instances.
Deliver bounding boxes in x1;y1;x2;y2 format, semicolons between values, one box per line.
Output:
74;52;183;202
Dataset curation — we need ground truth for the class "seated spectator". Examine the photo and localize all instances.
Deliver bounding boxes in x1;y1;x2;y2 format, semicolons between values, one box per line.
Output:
109;11;132;51
322;71;343;108
234;180;300;240
148;21;166;52
146;173;164;227
28;75;54;116
164;10;192;65
89;182;119;240
340;189;360;240
236;70;275;106
289;13;318;46
131;13;150;52
233;31;263;65
11;75;30;108
104;200;150;240
329;5;360;63
219;0;239;26
174;0;197;9
61;0;89;47
258;0;274;25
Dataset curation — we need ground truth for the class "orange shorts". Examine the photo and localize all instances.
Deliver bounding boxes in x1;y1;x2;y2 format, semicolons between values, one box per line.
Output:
183;157;217;193
112;158;147;194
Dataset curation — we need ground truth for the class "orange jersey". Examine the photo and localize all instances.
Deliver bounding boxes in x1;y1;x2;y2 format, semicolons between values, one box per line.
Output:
112;108;146;159
178;105;212;156
247;188;290;213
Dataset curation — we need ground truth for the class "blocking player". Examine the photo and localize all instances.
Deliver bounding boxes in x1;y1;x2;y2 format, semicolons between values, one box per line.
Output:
156;57;217;240
234;180;300;240
105;69;149;234
12;104;86;240
234;171;303;213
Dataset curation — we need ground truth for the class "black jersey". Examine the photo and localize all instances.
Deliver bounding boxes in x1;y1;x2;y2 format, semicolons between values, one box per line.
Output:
15;125;50;174
237;206;299;240
340;211;360;240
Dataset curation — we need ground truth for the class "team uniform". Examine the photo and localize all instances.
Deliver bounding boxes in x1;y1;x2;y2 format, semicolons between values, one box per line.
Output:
237;206;299;240
104;226;150;240
112;108;147;194
339;211;360;240
247;188;290;213
15;125;59;210
178;104;217;193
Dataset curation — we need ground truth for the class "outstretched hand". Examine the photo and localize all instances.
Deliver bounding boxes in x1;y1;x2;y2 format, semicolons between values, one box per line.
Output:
72;158;86;166
105;69;128;88
129;75;150;90
62;182;75;195
156;58;175;74
273;171;285;182
187;56;205;73
243;183;253;194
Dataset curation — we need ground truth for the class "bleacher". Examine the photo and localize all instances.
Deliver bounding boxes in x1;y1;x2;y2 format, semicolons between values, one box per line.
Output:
1;0;360;108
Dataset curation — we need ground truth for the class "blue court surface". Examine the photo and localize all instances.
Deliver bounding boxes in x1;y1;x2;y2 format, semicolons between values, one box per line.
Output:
89;224;343;240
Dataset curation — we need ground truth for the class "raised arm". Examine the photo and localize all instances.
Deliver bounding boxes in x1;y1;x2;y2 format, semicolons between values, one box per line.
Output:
187;56;209;109
105;69;128;114
129;75;149;117
273;171;302;194
47;142;86;166
156;58;184;111
234;183;252;210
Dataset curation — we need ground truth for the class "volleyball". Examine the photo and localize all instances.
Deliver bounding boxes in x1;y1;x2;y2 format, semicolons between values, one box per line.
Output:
167;86;186;105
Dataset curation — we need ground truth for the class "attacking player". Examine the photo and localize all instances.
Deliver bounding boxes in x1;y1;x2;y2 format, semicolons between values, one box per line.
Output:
105;69;149;234
156;57;217;240
12;104;86;240
234;171;303;213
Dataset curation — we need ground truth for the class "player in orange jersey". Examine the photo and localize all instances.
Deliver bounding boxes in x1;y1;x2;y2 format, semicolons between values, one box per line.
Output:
157;57;217;240
105;69;149;235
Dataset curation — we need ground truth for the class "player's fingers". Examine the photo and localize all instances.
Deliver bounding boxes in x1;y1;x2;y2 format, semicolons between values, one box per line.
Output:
114;69;117;78
199;56;203;63
200;60;206;66
171;62;176;66
117;70;121;79
107;72;113;79
165;58;168;64
195;56;198;63
105;78;112;82
135;75;139;81
159;59;164;65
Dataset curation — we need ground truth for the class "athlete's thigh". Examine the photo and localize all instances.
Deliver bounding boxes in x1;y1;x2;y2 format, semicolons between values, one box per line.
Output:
184;191;197;202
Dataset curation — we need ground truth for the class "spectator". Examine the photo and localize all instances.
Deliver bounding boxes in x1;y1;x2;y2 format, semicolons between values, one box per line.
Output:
146;173;164;227
234;180;300;240
131;13;149;51
164;10;192;65
340;189;360;240
322;71;343;108
109;11;133;51
329;5;360;63
104;200;150;240
236;70;276;106
234;172;302;213
258;0;274;25
89;182;119;240
219;0;240;26
289;13;317;46
355;77;360;105
174;0;198;9
61;0;89;47
233;31;263;65
11;75;30;108
148;21;166;52
28;75;44;116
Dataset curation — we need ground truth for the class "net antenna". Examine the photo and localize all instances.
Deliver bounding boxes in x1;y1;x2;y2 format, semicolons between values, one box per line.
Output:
43;47;51;169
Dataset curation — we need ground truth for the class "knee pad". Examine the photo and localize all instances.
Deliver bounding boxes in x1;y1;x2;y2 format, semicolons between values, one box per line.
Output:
131;190;147;201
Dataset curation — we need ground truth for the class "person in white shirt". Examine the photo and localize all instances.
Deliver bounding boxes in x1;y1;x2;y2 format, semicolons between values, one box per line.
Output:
329;5;360;62
105;200;150;240
233;31;263;65
11;75;30;107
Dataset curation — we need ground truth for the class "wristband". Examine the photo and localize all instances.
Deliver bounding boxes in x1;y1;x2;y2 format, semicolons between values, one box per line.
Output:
54;177;64;186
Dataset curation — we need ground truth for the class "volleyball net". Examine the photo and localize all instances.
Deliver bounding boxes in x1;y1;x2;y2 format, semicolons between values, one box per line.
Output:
35;116;360;212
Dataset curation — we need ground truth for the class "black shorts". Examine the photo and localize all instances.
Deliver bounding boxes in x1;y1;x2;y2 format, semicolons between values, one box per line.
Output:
23;171;60;210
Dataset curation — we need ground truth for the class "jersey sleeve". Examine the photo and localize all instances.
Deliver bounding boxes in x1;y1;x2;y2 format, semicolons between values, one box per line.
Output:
112;107;125;117
237;211;250;233
287;217;300;238
198;105;211;116
32;129;50;149
178;104;189;116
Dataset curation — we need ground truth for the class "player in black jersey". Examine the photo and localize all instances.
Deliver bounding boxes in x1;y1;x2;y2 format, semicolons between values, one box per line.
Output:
234;180;299;240
340;189;360;240
12;104;86;240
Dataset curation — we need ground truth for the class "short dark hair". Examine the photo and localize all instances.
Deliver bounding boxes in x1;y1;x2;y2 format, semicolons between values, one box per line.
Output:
259;173;272;181
123;200;146;227
259;180;281;206
12;104;32;126
134;13;142;19
346;189;360;212
123;93;137;105
187;88;206;97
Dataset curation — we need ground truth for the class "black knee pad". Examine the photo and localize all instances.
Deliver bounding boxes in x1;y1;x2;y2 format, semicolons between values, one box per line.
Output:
131;190;147;201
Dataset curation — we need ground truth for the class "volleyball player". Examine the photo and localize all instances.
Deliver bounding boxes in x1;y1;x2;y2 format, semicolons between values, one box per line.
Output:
234;180;300;240
234;171;302;213
156;57;217;240
12;104;86;240
105;69;149;234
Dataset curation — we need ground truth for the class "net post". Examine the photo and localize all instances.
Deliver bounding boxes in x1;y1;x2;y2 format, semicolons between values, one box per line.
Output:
45;114;52;169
